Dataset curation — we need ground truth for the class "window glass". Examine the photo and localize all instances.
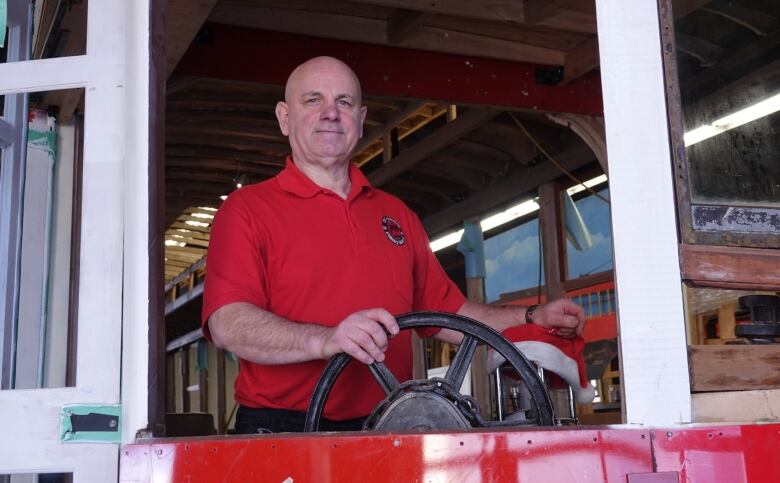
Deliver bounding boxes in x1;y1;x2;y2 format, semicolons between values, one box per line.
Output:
1;88;84;390
565;188;613;279
484;218;543;303
670;0;780;232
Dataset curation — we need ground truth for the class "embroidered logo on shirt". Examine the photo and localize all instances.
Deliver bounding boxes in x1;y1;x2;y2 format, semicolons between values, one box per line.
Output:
382;216;406;246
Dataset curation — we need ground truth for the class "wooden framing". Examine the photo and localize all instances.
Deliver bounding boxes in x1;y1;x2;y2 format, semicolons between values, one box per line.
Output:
0;0;155;479
689;345;780;392
680;244;780;291
596;0;691;425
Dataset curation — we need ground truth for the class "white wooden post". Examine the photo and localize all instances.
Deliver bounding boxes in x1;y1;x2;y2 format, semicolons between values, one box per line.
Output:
0;0;152;478
595;0;692;425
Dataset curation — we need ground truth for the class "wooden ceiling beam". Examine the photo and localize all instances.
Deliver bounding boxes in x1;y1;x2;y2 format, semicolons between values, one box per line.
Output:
676;33;725;67
368;108;500;187
423;15;589;51
165;0;220;78
177;24;603;114
702;3;778;36
563;36;599;83
671;0;714;19
209;5;567;65
422;143;594;236
682;27;780;102
331;0;526;23
387;9;429;44
166;146;285;167
523;0;570;25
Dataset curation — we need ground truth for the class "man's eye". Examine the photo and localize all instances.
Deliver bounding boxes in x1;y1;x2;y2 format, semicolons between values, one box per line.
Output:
339;99;352;107
305;98;319;104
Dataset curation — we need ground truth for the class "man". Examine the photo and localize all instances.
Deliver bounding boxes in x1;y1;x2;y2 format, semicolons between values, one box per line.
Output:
202;56;585;434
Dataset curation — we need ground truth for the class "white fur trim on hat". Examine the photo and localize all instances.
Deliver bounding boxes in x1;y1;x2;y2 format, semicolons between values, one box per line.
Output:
488;341;596;405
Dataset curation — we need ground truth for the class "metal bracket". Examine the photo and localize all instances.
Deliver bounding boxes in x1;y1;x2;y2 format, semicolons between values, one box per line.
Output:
60;404;121;443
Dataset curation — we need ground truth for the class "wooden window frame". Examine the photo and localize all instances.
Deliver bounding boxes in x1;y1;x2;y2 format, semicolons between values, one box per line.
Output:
657;0;780;290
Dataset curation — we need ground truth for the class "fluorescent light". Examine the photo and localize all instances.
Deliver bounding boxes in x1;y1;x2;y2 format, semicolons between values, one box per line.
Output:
480;199;539;232
430;230;464;252
429;174;607;253
220;195;228;201
185;220;209;227
684;92;780;147
191;212;214;219
165;239;186;247
566;174;608;196
197;206;218;212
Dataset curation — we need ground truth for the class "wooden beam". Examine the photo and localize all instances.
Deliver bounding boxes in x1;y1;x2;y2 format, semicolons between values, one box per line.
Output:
166;282;205;315
547;113;607;172
675;33;725;67
423;144;594;235
368;108;499;187
682;28;780;102
209;5;567;66
165;0;220;78
689;345;780;392
177;24;603;115
680;244;780;291
346;0;527;23
424;14;590;51
180;348;191;412
717;302;737;341
562;36;599;83
523;0;569;25
671;0;713;19
539;182;566;300
702;3;778;36
387;9;428;44
354;101;425;156
692;388;780;423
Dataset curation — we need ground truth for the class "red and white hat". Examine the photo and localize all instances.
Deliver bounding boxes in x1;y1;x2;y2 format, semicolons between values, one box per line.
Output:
487;323;596;405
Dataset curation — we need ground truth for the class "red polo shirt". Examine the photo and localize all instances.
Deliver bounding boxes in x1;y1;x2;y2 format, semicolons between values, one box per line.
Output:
202;157;465;420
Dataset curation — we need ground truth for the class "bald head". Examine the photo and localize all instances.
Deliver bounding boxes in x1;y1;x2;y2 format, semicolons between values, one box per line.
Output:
275;56;368;178
284;56;363;105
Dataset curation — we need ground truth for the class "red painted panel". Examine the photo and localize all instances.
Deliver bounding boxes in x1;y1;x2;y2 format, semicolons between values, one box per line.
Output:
175;24;603;115
652;425;780;483
121;428;651;482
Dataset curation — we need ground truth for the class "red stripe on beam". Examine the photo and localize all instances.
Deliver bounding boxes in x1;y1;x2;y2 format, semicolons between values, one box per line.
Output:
174;24;603;116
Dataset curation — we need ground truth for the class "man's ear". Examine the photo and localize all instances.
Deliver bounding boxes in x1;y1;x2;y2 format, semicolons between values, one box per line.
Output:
275;101;290;135
358;105;367;138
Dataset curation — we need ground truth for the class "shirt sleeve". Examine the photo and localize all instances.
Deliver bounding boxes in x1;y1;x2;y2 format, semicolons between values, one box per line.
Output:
407;211;466;337
201;197;269;339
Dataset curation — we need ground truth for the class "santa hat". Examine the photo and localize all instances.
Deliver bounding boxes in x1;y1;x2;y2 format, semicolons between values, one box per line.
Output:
487;323;596;405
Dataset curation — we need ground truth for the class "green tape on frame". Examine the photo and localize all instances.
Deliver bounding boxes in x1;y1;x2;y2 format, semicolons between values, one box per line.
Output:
60;404;122;443
0;0;7;49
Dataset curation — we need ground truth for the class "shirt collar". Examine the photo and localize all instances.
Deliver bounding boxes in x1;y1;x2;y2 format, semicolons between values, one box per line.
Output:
276;155;374;200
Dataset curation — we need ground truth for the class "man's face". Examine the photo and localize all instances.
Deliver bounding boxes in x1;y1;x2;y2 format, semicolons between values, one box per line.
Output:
276;59;367;169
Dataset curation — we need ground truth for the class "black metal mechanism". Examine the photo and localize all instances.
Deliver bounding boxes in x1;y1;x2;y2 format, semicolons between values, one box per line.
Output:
304;312;555;432
735;295;780;344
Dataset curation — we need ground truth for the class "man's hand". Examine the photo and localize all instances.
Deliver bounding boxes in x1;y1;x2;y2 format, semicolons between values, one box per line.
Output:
317;308;400;365
528;298;586;339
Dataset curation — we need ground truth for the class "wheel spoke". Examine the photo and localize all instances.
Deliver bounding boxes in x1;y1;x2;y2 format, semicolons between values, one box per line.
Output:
444;335;478;391
369;361;400;395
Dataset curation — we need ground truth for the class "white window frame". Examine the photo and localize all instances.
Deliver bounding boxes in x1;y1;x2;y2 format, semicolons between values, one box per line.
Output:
595;0;692;425
0;0;152;480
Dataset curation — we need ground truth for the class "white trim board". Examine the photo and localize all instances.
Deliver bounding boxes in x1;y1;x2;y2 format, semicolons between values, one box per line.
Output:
595;0;692;425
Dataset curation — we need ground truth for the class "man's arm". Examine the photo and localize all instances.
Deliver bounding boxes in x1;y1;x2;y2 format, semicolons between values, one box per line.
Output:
208;302;400;365
434;298;586;344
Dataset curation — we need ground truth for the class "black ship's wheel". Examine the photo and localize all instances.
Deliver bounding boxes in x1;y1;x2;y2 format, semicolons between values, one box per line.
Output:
304;312;555;432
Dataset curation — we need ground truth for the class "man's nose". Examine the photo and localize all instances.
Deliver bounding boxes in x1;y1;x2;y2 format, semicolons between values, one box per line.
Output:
320;100;341;121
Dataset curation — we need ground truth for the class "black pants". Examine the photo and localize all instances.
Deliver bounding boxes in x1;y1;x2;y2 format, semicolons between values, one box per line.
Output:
235;406;366;434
